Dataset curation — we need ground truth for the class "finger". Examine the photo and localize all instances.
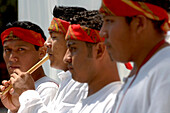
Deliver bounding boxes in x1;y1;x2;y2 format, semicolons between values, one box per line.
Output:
10;76;15;84
20;72;31;79
0;85;6;91
13;69;21;75
2;80;9;87
9;88;15;95
10;72;18;79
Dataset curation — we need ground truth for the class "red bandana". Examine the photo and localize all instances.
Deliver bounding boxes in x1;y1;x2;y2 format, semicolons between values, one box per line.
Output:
66;24;133;70
100;0;170;32
48;17;70;35
65;24;105;43
1;27;45;46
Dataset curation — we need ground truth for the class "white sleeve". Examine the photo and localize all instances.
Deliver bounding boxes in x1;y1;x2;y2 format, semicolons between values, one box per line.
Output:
17;82;59;113
18;90;49;113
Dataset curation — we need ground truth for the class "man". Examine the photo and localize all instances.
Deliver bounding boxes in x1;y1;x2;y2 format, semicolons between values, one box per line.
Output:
44;6;88;113
0;6;88;113
99;0;170;113
63;11;122;113
0;21;58;112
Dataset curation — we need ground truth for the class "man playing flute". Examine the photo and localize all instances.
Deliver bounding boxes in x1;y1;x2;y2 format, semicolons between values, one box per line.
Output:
0;6;89;113
0;21;59;113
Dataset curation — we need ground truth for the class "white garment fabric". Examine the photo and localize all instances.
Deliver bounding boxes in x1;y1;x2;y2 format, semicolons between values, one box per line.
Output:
8;76;59;113
112;46;170;113
16;71;88;113
54;71;88;113
69;82;122;113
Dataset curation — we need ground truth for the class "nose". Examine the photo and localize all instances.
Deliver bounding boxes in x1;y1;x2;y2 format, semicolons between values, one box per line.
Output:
9;52;18;62
44;37;52;48
63;49;72;64
99;25;108;39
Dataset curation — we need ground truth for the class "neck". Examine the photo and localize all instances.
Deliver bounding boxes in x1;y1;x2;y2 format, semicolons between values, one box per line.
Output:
31;66;46;81
129;37;169;77
54;64;68;72
87;61;120;97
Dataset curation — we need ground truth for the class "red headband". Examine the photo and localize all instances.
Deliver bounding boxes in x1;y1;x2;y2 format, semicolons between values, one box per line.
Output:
48;17;70;35
100;0;170;32
65;24;105;43
1;27;45;46
66;24;133;70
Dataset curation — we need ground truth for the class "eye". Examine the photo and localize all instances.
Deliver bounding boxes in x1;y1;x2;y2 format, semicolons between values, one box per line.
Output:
51;35;59;40
51;36;56;39
104;18;114;23
18;48;25;51
4;48;11;53
69;47;77;53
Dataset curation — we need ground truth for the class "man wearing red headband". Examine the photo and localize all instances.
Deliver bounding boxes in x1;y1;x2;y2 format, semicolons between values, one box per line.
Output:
1;7;89;113
0;21;58;112
99;0;170;113
44;6;88;113
63;10;122;113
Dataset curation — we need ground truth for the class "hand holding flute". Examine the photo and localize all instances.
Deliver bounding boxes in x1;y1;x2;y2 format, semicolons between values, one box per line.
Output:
0;55;49;112
1;55;49;96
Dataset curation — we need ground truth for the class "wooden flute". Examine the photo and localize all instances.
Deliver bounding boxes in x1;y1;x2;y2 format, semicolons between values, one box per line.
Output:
1;55;49;96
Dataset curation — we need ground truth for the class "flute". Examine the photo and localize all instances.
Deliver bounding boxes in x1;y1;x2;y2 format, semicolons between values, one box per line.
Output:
1;55;49;96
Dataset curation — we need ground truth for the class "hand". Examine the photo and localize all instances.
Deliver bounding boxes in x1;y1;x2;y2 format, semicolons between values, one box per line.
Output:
0;69;35;112
0;80;20;112
10;69;35;96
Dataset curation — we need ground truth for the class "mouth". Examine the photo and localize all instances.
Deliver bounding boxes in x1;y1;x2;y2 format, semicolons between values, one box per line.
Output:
8;65;20;72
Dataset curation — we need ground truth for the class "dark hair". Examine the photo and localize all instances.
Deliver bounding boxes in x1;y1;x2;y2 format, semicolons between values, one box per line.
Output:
85;42;97;57
53;6;87;23
125;0;169;33
72;10;103;57
132;0;170;12
130;0;169;33
125;16;165;34
2;21;46;50
52;6;103;30
53;6;103;57
72;10;103;31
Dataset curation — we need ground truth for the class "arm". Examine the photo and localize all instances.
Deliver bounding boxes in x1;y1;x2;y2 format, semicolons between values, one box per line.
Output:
3;69;59;113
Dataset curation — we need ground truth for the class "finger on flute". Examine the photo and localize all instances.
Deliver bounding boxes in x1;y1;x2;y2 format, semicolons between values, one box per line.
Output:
1;55;49;96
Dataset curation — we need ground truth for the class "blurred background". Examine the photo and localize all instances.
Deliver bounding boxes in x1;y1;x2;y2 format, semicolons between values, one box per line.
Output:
0;0;169;112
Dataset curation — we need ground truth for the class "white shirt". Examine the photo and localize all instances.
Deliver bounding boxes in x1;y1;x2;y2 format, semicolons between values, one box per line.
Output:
54;71;88;113
113;46;170;113
16;71;88;113
69;82;122;113
8;76;59;113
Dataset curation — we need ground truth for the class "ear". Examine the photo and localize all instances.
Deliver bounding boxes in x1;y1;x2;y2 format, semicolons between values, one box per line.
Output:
131;15;148;34
38;46;47;59
95;42;106;59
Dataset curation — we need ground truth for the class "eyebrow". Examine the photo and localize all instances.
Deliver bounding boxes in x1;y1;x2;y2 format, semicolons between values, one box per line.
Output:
66;41;76;48
3;44;29;48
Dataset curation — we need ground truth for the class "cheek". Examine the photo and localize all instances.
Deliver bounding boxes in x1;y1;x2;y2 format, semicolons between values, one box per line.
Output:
3;53;8;63
52;41;58;50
